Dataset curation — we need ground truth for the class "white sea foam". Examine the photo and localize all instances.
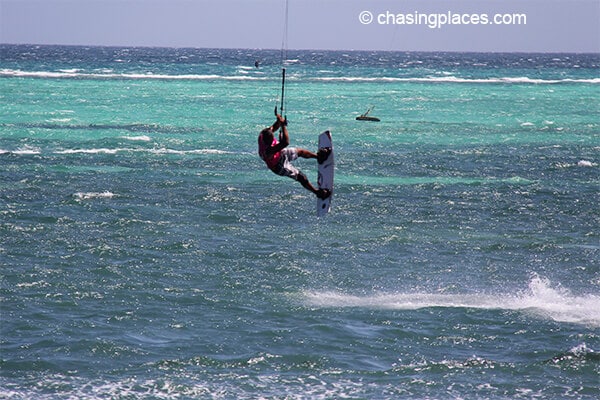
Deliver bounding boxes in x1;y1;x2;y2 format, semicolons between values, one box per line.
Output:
0;377;215;400
302;275;600;327
12;146;41;155
121;135;152;142
58;68;81;73
48;118;73;123
312;75;600;84
56;148;122;154
577;160;596;167
2;68;598;84
148;148;231;155
0;68;267;81
73;191;115;200
0;375;368;400
8;147;233;156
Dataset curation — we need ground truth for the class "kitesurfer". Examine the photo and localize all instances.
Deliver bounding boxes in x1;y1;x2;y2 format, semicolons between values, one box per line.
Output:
258;114;331;199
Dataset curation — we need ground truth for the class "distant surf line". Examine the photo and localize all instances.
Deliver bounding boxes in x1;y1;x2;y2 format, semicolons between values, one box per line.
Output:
0;147;237;156
0;68;268;81
2;68;598;84
0;122;205;135
313;76;600;84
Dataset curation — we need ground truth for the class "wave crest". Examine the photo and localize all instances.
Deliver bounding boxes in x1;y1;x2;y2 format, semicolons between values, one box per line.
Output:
2;68;598;84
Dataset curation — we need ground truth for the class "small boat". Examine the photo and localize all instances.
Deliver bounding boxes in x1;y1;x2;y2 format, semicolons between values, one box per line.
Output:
356;115;380;122
356;106;380;122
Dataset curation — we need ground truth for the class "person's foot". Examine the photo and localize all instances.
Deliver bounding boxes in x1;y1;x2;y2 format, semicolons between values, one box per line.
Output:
316;188;332;199
317;147;331;164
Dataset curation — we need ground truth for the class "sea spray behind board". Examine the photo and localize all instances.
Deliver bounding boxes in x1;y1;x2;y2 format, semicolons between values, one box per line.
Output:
302;274;600;327
1;45;599;399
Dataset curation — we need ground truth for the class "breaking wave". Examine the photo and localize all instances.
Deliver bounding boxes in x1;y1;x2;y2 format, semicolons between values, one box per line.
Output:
0;68;267;81
2;68;598;84
313;76;600;84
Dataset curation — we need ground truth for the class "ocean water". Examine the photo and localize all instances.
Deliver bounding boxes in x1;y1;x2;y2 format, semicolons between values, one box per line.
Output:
1;45;599;399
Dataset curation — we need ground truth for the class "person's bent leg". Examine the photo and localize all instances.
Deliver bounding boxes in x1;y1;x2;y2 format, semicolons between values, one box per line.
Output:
296;148;317;159
297;172;330;199
296;172;318;194
296;148;331;164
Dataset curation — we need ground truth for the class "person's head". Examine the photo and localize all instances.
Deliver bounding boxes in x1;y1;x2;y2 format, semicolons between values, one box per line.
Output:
260;127;274;145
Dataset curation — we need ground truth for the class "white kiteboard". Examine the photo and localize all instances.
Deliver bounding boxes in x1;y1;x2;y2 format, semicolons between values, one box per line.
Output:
317;130;334;217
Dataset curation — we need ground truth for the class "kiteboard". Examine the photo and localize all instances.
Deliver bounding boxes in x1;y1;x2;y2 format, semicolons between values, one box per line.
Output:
317;130;334;217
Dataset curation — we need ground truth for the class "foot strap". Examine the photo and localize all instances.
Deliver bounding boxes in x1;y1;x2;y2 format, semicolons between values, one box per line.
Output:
318;147;332;164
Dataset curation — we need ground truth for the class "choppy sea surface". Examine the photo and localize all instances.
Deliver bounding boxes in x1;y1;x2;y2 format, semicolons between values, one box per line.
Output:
1;45;599;399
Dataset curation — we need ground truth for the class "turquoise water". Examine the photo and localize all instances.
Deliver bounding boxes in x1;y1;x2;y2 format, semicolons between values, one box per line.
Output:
1;45;599;398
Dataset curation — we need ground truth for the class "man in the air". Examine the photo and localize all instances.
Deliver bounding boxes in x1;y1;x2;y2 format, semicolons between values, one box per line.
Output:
258;114;331;199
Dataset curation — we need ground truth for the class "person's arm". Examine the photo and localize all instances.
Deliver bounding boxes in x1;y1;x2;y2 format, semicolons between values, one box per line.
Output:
269;114;286;132
265;115;289;156
277;115;289;146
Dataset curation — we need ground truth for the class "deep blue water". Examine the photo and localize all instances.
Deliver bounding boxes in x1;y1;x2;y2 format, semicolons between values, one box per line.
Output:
1;45;599;399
